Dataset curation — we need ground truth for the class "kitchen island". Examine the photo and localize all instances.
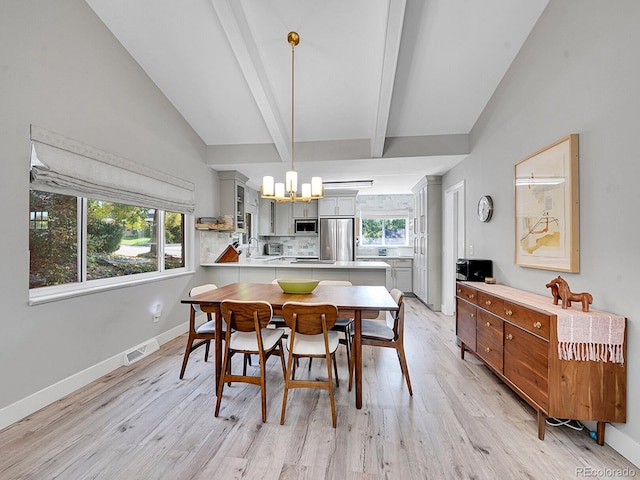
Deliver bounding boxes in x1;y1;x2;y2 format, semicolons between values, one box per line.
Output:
201;258;391;286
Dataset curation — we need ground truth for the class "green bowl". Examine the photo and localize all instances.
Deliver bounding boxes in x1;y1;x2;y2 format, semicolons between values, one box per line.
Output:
276;278;319;294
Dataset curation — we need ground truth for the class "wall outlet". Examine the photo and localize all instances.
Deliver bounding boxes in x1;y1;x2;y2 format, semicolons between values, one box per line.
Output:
153;303;162;323
469;244;474;256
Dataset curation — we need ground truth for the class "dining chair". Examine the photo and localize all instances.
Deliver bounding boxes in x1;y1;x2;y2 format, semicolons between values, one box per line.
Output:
179;284;219;379
215;300;286;423
317;280;354;366
280;302;340;428
348;288;412;395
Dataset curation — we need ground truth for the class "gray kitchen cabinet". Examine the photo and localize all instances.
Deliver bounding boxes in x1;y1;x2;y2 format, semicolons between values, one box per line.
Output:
384;258;413;292
292;200;318;218
259;198;276;236
275;202;293;236
318;195;356;217
218;170;248;233
412;176;442;310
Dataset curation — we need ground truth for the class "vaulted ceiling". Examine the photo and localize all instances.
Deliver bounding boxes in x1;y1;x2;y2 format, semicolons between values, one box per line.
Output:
86;0;549;194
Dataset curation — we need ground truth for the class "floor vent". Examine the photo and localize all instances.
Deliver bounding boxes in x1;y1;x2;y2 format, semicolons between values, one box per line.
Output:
123;339;160;366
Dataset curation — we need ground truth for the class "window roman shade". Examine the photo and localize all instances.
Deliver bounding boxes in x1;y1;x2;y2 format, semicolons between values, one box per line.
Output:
29;125;195;214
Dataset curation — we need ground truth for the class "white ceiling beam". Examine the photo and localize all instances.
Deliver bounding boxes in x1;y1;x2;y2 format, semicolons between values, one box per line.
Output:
371;0;407;158
210;0;290;163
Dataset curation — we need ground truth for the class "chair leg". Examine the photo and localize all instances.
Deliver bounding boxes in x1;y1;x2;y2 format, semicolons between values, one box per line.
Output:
259;352;267;423
179;337;194;379
326;352;337;428
204;339;210;362
333;352;340;388
280;350;295;425
396;345;413;396
215;346;231;417
278;340;287;378
348;344;355;392
344;332;351;367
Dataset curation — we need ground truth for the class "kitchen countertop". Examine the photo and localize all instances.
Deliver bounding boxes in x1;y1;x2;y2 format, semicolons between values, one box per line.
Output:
201;258;391;269
356;255;413;260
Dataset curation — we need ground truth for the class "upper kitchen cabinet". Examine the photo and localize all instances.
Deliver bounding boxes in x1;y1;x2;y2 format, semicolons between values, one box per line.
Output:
259;198;276;236
275;202;293;236
292;200;318;218
218;170;248;233
412;176;442;311
318;190;357;217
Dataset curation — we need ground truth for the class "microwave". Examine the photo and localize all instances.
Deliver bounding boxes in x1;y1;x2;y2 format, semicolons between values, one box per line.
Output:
294;219;318;235
456;259;493;282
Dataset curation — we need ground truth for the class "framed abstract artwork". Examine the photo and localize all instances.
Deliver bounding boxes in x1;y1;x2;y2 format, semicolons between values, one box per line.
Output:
514;134;579;272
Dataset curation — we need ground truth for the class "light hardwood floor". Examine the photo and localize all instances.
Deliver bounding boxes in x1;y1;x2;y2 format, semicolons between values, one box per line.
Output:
0;298;635;479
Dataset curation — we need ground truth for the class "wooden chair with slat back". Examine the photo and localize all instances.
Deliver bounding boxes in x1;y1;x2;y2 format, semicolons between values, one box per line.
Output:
215;300;286;423
179;284;219;379
348;288;412;395
280;302;340;428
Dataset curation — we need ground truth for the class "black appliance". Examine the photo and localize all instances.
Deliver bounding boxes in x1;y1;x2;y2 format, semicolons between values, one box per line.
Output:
456;259;493;282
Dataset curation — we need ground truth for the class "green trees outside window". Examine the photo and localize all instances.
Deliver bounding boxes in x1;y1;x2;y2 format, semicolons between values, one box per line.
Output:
361;217;407;246
29;190;185;289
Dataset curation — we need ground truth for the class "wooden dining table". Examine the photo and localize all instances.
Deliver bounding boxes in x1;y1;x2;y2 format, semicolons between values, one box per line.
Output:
182;282;399;409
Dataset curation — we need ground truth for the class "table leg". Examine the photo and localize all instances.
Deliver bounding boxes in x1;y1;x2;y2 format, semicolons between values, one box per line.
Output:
354;310;362;409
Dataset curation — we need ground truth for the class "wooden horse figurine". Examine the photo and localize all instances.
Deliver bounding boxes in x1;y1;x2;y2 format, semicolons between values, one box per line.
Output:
546;276;593;312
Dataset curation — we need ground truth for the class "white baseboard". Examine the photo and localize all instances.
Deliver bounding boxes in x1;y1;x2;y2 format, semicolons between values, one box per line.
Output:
0;322;188;431
581;421;640;468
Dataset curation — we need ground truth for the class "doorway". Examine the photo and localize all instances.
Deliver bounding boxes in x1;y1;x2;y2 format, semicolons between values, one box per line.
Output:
442;181;465;315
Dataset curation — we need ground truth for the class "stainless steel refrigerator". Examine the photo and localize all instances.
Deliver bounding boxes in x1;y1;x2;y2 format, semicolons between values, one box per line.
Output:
319;218;355;261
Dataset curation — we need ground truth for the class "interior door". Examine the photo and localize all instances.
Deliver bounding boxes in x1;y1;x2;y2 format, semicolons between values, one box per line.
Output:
443;181;465;315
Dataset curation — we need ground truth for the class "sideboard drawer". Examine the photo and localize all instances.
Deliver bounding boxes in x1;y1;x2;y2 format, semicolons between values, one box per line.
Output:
456;283;478;304
503;301;550;340
456;298;477;350
477;291;504;317
504;323;549;411
476;310;503;373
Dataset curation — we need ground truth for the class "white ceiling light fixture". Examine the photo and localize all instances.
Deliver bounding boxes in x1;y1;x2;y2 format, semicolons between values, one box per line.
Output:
261;32;323;203
323;180;374;190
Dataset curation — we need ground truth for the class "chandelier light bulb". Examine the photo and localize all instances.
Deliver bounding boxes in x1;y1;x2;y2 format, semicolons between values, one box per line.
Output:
262;176;274;196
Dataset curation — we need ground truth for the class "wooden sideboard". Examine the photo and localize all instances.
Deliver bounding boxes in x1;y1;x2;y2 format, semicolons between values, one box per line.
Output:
455;281;627;445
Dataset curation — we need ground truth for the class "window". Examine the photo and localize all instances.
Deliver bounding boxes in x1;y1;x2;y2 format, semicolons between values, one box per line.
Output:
28;126;195;301
29;191;187;290
360;214;408;246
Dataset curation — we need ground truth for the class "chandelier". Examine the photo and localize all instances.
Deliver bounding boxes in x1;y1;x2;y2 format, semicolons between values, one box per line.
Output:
261;32;324;203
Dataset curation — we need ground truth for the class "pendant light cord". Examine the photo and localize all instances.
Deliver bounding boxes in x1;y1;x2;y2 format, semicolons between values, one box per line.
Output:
291;40;295;173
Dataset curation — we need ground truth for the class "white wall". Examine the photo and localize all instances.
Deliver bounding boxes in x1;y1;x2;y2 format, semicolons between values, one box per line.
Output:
0;0;217;414
443;0;640;461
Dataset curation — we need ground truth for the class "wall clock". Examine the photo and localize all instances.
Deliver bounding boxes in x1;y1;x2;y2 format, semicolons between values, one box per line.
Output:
477;195;494;223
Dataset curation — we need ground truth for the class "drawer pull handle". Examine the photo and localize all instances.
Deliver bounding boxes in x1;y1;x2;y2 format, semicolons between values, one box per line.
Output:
533;321;542;329
485;321;491;327
470;313;475;318
457;288;461;293
485;300;492;306
468;294;475;299
505;309;513;316
506;333;513;340
484;347;490;353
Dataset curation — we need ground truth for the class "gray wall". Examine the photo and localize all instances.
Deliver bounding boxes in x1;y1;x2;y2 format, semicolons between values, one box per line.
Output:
0;0;217;409
444;0;640;449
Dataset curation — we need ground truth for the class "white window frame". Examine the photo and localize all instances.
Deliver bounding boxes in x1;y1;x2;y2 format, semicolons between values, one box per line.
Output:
359;210;410;247
29;200;194;305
